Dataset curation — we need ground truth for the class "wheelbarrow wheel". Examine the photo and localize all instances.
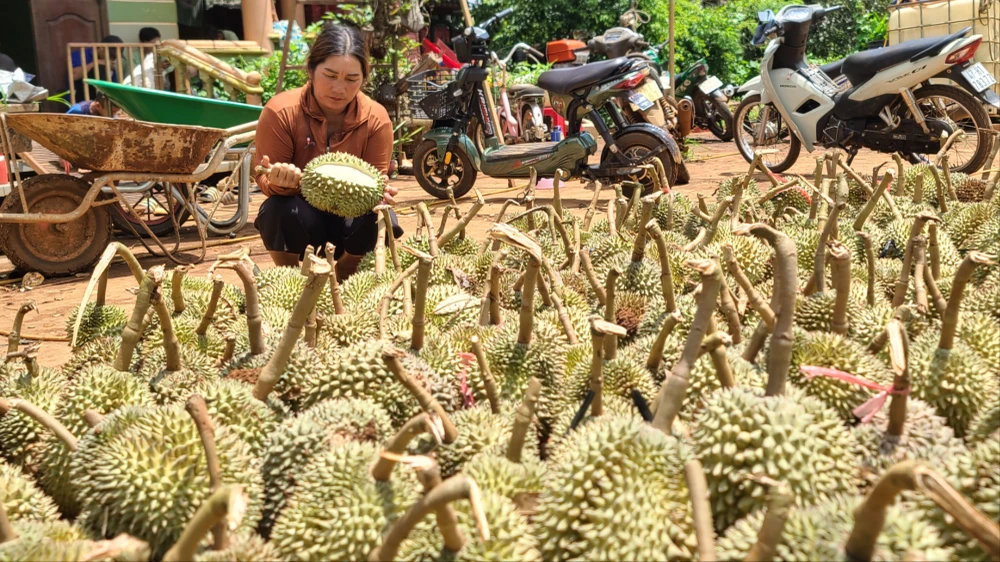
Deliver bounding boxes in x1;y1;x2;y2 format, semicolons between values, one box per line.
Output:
0;174;112;277
110;181;191;237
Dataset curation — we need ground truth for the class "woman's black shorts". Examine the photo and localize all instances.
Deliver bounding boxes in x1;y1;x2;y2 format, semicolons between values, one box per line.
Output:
254;194;403;259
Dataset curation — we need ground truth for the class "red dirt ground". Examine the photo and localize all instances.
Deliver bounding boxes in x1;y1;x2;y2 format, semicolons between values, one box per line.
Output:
0;132;888;367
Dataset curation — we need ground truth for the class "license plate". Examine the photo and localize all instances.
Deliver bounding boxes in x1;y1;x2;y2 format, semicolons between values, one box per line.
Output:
962;62;996;92
628;79;662;111
628;91;654;111
698;75;724;94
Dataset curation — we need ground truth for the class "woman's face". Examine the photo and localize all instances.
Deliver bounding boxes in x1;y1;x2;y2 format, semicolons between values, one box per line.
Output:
310;54;364;114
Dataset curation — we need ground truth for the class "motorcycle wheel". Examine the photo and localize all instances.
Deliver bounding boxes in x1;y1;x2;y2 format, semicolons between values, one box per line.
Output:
734;94;801;173
904;84;993;174
601;130;677;197
706;92;734;142
413;140;477;200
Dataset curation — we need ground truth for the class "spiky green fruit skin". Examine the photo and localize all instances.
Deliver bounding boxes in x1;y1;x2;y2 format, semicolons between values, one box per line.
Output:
793;292;863;333
223;340;323;409
968;402;1000;444
258;398;392;537
562;354;658;414
908;334;997;437
853;398;966;483
258;270;337;316
0;519;149;562
716;493;953;561
957;310;1000;372
485;322;569;422
693;388;860;531
60;336;130;378
0;367;66;470
395;489;543;562
162;269;246;315
462;453;546;504
36;364;155;517
545;395;640;457
536;416;697;561
320;311;380;348
193;535;279;561
681;349;766;422
920;438;1000;560
411;403;540;479
269;440;421;561
200;379;286;457
0;461;59;523
71;404;264;559
299;151;385;218
65;303;128;348
786;329;893;420
849;301;894;348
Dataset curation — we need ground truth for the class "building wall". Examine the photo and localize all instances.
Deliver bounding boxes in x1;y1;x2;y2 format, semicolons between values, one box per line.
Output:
107;0;179;43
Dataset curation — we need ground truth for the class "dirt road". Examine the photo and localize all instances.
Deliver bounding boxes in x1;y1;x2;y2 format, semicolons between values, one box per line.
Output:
0;132;888;367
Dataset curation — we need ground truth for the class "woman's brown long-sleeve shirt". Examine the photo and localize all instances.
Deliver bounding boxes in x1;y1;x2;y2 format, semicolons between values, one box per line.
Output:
254;83;393;197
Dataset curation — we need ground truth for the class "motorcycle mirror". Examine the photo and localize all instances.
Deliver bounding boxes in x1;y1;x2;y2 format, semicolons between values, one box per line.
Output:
758;9;775;22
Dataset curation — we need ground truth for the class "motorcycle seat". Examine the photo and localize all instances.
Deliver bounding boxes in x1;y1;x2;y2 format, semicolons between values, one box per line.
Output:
820;59;844;79
841;27;972;86
537;57;634;95
508;84;546;96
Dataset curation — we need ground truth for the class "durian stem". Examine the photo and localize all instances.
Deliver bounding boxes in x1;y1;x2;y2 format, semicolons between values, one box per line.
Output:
195;275;225;337
684;459;717;562
380;207;403;274
379;262;420;339
852;170;895;232
411;257;432;352
893;152;907;195
579;248;607;306
630;196;658;262
886;319;911;438
152;274;183;372
436;206;452;239
913;173;924;204
743;224;797;395
506;205;574;270
411;458;463;553
941;155;958;200
415;203;439;256
517;258;539;345
718;276;743;344
437;189;485;248
698;197;733;250
383;348;459;444
652;259;723;433
645;221;677;312
891;237;919;310
171;265;190;313
704;317;736;389
369;475;487;562
487;259;503;326
912;238;929;313
808;157;825;222
615;196;628;231
590;324;606;416
115;266;164;372
940;252;996;351
828;241;852;335
603;268;621;359
536;274;554;307
697;193;711;217
372;413;437;481
722;245;775;329
730;173;748;231
163;486;244;562
470;336;500;414
806;202;845;296
508;377;540;462
324;243;346;315
253;257;332;402
553;169;567;219
664;191;675;231
375;210;387;275
582;180;603;232
923;268;948;317
927;223;941;281
928;166;949;212
756;179;800;205
745;484;794;562
606;196;618;238
524;195;538;232
225;261;265;356
846;461;1000;561
0;496;16;543
857;232;877;306
185;394;226;550
742;321;770;364
7;302;36;354
300;245;315;275
624;184;642;228
683;228;707;253
96;269;108;306
0;398;78;451
82;409;104;428
571;221;582;273
646;310;682;373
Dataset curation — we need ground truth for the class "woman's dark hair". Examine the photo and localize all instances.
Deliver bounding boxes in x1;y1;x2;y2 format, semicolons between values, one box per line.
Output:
307;23;369;79
139;27;161;43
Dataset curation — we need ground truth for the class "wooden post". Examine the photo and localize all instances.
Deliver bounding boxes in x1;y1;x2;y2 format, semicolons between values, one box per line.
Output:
668;0;676;91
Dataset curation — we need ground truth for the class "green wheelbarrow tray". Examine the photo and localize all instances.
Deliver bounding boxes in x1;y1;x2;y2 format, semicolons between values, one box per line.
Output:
89;79;263;128
4;112;225;174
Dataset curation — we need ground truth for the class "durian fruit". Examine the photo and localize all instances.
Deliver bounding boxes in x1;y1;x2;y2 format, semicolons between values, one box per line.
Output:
0;460;59;523
0;358;66;470
967;402;1000;445
693;387;860;530
535;416;698;560
0;519;151;562
957;310;1000;372
64;302;128;349
258;398;393;537
461;453;546;507
952;172;989;202
268;440;422;561
160;485;279;562
198;379;286;457
299;151;385;218
545;394;640;457
793;292;863;333
161;267;246;317
716;492;953;561
71;402;264;559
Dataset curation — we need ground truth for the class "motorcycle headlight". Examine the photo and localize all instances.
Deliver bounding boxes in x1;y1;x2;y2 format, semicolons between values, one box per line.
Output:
723;85;735;98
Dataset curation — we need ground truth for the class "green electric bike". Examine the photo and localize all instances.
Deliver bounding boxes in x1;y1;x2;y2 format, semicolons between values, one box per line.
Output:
413;8;684;199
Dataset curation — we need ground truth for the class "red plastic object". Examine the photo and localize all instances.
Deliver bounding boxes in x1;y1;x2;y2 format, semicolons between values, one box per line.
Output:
0;156;8;185
422;39;462;69
547;39;587;64
543;107;565;133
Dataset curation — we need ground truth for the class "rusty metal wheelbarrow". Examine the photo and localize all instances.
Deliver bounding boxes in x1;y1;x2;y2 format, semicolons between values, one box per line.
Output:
0;112;257;276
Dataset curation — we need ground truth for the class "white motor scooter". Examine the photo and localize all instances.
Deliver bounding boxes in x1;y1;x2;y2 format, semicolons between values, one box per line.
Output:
734;4;999;173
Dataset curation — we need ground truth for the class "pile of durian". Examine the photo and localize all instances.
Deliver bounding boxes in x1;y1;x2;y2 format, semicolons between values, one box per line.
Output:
0;156;998;562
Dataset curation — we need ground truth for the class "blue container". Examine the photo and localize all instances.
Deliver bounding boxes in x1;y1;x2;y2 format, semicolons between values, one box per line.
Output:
551;125;563;142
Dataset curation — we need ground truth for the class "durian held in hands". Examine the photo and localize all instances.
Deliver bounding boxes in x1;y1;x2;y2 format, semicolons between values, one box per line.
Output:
300;152;387;218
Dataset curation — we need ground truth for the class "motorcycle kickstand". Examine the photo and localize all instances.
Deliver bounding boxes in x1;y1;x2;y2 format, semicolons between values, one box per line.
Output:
845;148;859;167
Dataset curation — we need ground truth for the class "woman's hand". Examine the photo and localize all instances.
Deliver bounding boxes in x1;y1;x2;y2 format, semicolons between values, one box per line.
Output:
261;155;302;189
382;177;399;205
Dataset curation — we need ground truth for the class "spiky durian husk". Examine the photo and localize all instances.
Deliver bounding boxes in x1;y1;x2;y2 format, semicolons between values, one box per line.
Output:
258;398;393;537
716;493;953;561
193;534;279;562
957;310;1000;372
786;329;894;420
793;292;863;333
320;310;380;349
0;367;66;469
395;489;542;562
60;336;131;378
536;416;697;561
693;388;860;531
258;271;337;316
0;519;149;562
269;440;422;561
424;284;480;329
142;312;227;361
200;379;286;457
952;173;989;202
461;453;546;504
65;303;128;349
71;404;263;559
545;394;641;457
561;354;658;415
299;151;385;218
340;270;393;309
944;201;992;248
162;269;246;315
908;334;997;437
968;402;1000;445
0;461;59;523
680;348;767;422
849;301;894;348
485;321;569;422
